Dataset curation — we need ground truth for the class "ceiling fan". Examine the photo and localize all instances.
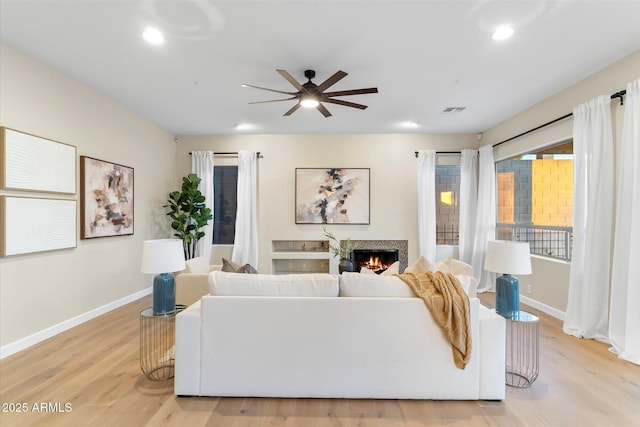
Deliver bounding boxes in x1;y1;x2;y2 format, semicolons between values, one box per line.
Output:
242;69;378;117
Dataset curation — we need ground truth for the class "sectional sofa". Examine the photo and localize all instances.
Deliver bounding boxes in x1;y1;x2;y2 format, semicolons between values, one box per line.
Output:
174;270;506;400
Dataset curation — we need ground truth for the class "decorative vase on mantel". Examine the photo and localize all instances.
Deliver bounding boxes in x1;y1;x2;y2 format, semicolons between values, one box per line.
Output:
339;258;354;274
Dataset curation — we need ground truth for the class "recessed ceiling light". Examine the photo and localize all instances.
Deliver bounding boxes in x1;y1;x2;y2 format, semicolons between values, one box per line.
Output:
491;26;514;41
401;121;419;129
143;27;164;45
235;123;253;131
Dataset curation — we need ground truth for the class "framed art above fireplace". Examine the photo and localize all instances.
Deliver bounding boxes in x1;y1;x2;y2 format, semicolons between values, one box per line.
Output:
295;168;370;224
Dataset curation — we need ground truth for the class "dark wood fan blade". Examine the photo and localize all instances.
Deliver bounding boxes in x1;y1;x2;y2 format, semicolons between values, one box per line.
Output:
242;84;297;96
249;97;297;104
284;103;301;116
316;70;348;93
277;69;304;91
323;98;368;110
323;87;378;97
316;103;332;117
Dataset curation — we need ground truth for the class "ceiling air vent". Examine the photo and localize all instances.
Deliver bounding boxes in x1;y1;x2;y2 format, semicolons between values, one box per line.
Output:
441;107;466;114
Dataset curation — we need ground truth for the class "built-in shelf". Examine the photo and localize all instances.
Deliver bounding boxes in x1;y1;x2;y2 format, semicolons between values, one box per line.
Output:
272;240;329;252
271;240;331;274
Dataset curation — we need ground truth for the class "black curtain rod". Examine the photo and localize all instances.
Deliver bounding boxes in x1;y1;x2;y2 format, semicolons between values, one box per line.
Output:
493;89;627;148
414;151;462;157
188;151;262;158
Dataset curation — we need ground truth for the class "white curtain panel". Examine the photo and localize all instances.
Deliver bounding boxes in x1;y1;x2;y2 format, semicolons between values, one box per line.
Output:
232;150;259;268
191;151;214;261
564;95;614;341
459;149;478;266
471;145;496;293
417;150;436;261
609;79;640;364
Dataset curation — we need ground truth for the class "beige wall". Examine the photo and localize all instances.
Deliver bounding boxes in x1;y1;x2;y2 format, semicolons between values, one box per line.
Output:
0;43;176;349
485;49;639;315
175;134;477;273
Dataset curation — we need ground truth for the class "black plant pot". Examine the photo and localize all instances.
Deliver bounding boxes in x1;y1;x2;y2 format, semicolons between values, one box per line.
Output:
339;258;354;274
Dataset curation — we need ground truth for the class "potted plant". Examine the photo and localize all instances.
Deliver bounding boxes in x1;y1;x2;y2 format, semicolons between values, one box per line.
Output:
322;226;357;273
164;173;213;260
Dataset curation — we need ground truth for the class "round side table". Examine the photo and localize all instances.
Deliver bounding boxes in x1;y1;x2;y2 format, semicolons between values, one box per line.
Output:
139;305;186;381
505;310;539;388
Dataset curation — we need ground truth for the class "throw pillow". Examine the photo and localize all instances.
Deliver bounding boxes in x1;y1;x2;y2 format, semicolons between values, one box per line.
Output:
380;261;400;276
359;266;377;275
359;261;400;276
429;257;451;273
221;257;258;274
405;256;454;274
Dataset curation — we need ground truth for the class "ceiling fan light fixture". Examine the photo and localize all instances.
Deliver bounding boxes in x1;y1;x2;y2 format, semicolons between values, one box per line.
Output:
300;95;320;108
246;69;377;117
142;27;165;45
491;25;514;41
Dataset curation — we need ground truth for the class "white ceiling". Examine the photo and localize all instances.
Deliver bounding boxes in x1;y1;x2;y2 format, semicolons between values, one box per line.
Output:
1;1;639;136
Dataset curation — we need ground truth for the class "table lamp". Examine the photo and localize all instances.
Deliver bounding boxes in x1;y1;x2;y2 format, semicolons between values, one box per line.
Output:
141;239;186;315
484;240;532;319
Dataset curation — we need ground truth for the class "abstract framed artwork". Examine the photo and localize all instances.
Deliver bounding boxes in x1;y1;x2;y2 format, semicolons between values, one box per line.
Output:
295;168;370;224
0;196;77;257
80;156;134;239
0;127;76;194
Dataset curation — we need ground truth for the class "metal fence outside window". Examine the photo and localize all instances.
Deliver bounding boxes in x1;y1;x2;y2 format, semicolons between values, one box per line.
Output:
496;223;573;261
436;223;459;246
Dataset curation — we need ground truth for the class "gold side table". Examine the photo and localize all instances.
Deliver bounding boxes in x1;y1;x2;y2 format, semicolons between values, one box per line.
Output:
140;305;186;381
505;310;540;388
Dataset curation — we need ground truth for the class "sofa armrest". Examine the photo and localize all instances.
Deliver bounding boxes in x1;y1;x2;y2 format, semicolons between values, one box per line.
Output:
478;305;506;400
175;300;202;396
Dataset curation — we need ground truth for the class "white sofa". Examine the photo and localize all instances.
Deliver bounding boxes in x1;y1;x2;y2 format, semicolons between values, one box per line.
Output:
175;271;506;400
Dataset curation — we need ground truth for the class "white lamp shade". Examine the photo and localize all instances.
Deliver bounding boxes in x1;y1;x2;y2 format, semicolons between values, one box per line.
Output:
484;240;532;275
141;239;186;274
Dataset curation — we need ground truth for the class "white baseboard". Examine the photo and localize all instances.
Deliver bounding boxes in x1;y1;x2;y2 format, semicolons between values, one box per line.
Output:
0;287;152;360
520;295;566;321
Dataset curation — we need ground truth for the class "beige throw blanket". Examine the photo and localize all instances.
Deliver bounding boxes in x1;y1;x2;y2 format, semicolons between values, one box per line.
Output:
396;271;471;369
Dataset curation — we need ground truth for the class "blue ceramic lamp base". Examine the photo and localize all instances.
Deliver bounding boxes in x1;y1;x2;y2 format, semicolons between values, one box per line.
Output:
495;273;519;319
153;272;176;315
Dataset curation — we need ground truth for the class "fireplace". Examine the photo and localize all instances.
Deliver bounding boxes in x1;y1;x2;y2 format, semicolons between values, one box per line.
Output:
352;249;400;274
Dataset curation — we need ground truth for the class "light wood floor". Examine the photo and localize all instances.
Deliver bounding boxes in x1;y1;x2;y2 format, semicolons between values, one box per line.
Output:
1;294;639;427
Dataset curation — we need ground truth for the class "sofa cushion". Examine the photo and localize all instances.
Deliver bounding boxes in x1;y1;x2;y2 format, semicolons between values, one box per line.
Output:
185;256;210;274
340;271;473;296
221;257;258;274
209;271;339;297
339;272;416;297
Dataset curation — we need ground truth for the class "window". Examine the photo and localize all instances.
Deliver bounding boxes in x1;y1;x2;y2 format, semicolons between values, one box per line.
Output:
435;164;460;245
495;140;573;260
212;166;237;244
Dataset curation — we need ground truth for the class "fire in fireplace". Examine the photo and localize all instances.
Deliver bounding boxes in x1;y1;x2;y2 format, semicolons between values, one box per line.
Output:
351;249;400;274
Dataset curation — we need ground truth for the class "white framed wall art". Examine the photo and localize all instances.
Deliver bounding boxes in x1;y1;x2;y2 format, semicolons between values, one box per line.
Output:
0;195;77;257
0;127;76;194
